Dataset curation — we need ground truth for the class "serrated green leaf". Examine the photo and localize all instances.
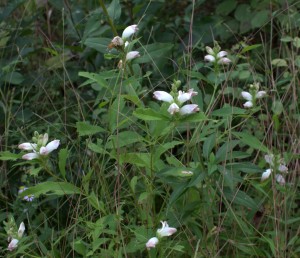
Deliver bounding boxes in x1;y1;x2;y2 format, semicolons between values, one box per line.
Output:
133;108;169;121
76;121;105;137
18;181;81;198
0;151;21;161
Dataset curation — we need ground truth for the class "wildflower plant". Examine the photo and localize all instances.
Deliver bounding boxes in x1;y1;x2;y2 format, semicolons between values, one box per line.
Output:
241;82;267;108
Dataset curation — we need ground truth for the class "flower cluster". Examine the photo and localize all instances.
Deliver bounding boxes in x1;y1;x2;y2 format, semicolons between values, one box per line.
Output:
261;154;288;185
153;87;199;116
204;45;231;65
241;82;267;108
18;186;34;202
18;132;60;160
4;219;25;252
110;24;140;66
146;221;177;250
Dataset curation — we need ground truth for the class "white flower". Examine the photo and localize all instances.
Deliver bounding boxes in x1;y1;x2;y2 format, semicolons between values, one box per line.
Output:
122;24;138;39
204;55;215;62
157;221;177;237
241;90;266;108
39;140;60;155
18;187;34;202
126;51;140;61
204;46;231;64
261;169;272;181
18;143;37;150
19;137;60;160
168;103;180;115
8;239;18;251
153;91;174;103
146;237;159;250
111;36;124;47
179;104;199;115
275;174;286;185
256;91;267;98
177;89;198;104
278;164;288;173
18;222;25;238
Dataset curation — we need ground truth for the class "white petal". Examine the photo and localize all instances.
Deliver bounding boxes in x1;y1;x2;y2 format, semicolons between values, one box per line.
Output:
179;104;199;115
18;143;37;151
18;222;25;238
126;51;140;61
22;152;39;160
256;91;267;99
40;140;60;155
218;57;231;64
122;24;138;39
243;101;253;108
111;36;124;47
168;103;180;115
8;239;18;251
278;164;288;173
146;237;159;249
204;55;215;62
177;89;198;104
261;169;272;181
275;174;285;185
157;221;177;237
241;91;252;101
217;51;228;58
153;91;174;103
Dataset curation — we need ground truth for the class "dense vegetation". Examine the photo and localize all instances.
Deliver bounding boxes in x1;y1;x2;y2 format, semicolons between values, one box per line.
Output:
1;0;299;257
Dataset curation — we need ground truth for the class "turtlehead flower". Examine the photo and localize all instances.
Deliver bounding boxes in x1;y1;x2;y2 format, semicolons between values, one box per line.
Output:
261;168;272;181
153;88;199;116
179;104;199;115
241;83;266;108
204;46;231;65
153;91;174;103
276;174;285;185
18;187;34;202
18;133;60;160
261;153;288;185
122;24;138;39
177;89;198;104
8;239;18;251
126;51;140;61
146;237;159;250
111;36;124;48
168;103;180;115
157;221;177;237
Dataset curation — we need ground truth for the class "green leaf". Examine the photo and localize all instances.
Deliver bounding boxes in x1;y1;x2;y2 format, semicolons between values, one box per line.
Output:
87;191;104;212
240;44;262;53
179;112;207;123
223;188;259;210
0;151;21;161
18;181;81;198
212;106;246;116
133;108;169;121
136;43;174;64
271;58;287;67
2;72;24;85
58;148;68;179
107;0;121;21
232;132;269;152
106;131;144;149
76;121;105;137
216;0;237;16
83;37;111;53
251;10;269;28
203;133;216;159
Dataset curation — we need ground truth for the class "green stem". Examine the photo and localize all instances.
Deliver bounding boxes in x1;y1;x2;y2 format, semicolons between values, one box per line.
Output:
99;0;118;36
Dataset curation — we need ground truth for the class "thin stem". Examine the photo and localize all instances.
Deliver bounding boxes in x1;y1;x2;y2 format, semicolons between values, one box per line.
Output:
99;0;118;36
